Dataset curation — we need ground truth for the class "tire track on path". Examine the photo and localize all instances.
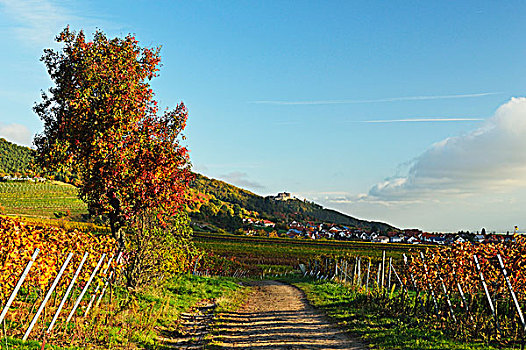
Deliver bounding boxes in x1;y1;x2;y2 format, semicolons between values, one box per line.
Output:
207;280;364;350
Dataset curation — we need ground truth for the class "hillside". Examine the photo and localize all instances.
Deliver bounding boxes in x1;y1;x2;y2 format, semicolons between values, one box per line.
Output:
0;137;79;184
0;137;395;233
0;138;37;176
188;173;395;233
0;180;87;219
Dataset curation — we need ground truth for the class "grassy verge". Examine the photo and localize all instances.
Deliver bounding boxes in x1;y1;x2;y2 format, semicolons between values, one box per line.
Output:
0;337;80;350
204;282;252;350
2;274;244;349
127;274;243;347
214;282;252;314
290;277;518;350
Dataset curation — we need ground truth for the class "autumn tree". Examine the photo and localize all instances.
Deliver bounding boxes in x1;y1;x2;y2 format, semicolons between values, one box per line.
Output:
34;27;192;251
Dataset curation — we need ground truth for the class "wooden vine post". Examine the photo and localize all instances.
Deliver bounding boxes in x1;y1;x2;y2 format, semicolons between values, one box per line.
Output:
438;271;457;323
0;248;40;325
381;251;386;291
23;252;74;340
47;252;89;333
473;254;500;333
496;254;525;335
365;258;371;294
404;253;424;312
419;252;439;316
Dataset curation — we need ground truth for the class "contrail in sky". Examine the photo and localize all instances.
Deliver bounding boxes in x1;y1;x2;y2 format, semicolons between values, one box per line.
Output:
250;92;500;105
360;118;484;123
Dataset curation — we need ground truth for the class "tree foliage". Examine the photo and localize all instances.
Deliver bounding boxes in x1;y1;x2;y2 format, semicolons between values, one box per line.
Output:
34;27;192;246
124;210;196;289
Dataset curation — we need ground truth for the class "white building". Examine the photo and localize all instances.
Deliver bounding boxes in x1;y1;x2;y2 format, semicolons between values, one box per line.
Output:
274;192;292;201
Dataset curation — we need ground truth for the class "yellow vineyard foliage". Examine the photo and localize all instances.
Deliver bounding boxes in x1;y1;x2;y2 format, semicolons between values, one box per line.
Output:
0;216;116;302
2;215;110;233
405;236;526;301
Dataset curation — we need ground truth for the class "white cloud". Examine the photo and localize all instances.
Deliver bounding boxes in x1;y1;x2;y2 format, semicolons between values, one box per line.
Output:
0;123;33;147
367;97;526;201
219;171;266;192
0;0;122;48
359;117;484;123
250;92;500;106
0;0;77;46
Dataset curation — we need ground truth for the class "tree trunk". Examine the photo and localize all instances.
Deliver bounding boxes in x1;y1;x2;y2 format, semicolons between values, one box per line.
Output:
108;190;125;250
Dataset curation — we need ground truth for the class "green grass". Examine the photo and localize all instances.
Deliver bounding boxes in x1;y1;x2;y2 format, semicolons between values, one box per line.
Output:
1;337;81;350
0;181;87;219
290;278;520;350
148;274;243;319
112;274;244;347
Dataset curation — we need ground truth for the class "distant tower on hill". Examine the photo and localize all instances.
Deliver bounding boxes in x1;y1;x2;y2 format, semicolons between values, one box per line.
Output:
274;192;292;201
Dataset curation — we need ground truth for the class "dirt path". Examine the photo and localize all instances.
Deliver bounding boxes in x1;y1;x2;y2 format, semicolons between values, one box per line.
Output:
207;280;364;350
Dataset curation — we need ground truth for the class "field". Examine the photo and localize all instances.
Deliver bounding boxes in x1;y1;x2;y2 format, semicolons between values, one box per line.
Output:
0;181;87;219
193;232;425;275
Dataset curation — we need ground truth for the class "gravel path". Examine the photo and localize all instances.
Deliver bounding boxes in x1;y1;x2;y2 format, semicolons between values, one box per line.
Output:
207;280;364;350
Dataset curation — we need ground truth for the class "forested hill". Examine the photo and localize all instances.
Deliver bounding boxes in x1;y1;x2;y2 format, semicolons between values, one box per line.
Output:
0;138;37;176
188;173;395;233
0;138;78;184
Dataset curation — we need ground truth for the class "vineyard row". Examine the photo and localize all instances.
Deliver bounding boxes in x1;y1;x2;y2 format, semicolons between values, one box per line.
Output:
302;237;526;346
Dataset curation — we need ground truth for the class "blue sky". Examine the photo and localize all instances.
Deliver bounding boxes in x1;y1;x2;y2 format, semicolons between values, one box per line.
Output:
1;0;526;232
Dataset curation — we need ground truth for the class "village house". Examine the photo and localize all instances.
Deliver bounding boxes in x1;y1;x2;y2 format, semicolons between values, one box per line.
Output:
406;236;421;244
372;235;389;243
289;221;304;230
389;235;405;243
358;231;370;240
454;236;467;244
474;234;485;243
2;176;46;182
286;228;303;238
260;220;275;228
